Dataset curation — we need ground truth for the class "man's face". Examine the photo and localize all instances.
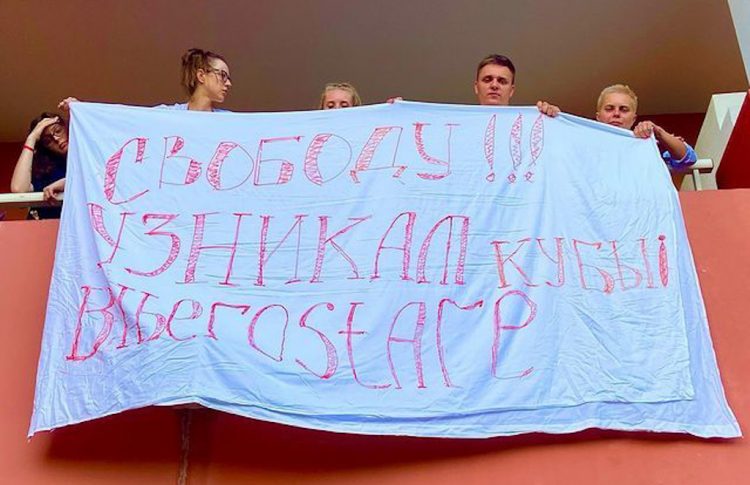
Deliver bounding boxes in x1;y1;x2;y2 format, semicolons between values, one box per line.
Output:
474;64;515;106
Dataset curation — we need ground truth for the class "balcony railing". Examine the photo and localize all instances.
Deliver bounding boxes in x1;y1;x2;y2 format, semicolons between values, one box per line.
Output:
0;192;63;220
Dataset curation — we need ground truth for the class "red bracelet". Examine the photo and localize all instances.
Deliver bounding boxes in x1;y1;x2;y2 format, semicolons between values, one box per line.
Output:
23;144;35;153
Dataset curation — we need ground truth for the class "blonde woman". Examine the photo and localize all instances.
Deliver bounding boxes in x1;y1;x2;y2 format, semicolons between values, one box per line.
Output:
319;82;362;109
595;84;696;170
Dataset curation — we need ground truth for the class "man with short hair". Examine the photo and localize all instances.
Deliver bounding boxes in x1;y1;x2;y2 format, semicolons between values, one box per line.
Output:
474;54;559;116
474;54;516;106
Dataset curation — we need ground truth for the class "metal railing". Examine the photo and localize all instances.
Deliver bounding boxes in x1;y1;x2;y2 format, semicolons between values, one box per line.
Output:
0;192;48;208
0;192;64;220
691;159;714;191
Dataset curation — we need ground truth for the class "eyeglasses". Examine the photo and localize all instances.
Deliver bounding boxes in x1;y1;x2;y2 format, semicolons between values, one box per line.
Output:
40;124;66;148
208;68;231;84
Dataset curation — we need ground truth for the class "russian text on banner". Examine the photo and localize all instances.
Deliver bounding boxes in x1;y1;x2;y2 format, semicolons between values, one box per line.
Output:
29;101;740;438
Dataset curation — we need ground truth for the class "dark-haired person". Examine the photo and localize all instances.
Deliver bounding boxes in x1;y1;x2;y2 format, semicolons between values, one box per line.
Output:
164;47;232;111
59;48;233;113
595;84;697;171
319;82;362;109
10;113;68;219
474;54;559;117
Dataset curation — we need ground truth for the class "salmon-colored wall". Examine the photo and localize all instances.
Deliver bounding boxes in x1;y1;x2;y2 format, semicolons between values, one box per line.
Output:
0;220;181;483
0;190;748;483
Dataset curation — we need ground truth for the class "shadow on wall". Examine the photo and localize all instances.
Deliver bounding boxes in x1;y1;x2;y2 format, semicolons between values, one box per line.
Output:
183;410;712;473
44;407;182;463
43;406;710;473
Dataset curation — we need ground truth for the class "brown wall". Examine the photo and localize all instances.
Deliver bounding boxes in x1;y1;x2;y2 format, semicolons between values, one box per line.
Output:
0;190;748;484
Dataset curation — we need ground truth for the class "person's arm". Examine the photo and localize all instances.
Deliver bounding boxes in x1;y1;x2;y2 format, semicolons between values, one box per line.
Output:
10;117;59;193
42;178;66;203
633;121;696;169
633;121;687;159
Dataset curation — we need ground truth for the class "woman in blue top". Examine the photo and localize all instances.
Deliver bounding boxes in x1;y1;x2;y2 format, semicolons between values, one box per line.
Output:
595;84;697;170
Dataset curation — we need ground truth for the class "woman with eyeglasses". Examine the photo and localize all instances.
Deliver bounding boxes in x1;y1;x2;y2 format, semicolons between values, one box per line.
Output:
10;112;69;218
164;48;233;111
59;48;233;113
319;82;362;109
50;48;233;204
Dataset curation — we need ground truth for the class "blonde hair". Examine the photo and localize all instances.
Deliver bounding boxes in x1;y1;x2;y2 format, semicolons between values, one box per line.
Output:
318;82;362;109
597;84;638;112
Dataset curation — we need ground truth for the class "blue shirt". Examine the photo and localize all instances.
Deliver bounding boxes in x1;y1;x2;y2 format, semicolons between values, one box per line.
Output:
662;143;697;170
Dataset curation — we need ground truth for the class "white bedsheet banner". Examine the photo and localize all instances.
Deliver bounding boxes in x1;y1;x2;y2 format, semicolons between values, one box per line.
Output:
30;102;740;438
